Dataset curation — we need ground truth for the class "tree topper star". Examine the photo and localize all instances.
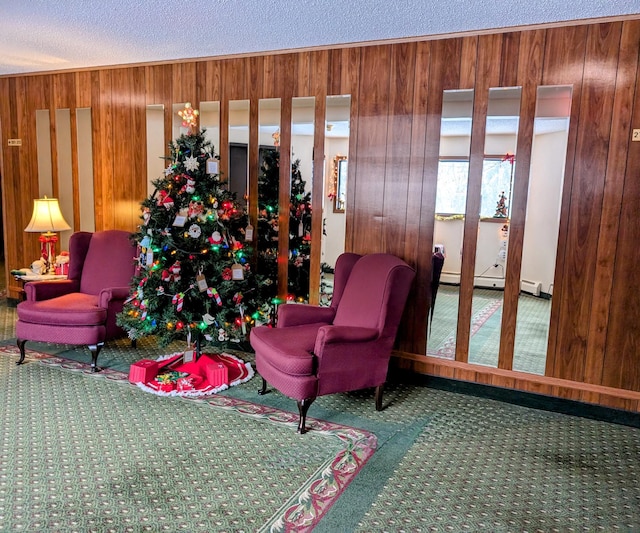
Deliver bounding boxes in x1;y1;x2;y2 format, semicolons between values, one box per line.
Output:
184;155;199;172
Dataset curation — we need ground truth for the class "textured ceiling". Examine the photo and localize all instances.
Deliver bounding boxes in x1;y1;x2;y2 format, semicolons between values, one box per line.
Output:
1;0;639;76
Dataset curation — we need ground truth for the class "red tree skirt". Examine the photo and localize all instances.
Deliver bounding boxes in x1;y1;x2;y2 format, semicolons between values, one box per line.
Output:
134;352;254;397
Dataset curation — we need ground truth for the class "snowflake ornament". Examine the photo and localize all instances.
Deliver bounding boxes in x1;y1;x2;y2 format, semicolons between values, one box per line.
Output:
184;155;199;172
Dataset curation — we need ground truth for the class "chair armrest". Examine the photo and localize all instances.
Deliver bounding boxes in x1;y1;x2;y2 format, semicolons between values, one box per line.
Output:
98;286;131;308
24;279;80;301
314;325;378;353
277;304;336;328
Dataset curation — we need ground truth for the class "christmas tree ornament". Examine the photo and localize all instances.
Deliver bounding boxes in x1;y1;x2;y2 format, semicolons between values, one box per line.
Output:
188;224;202;238
232;263;245;280
184;154;199;172
177;102;199;131
196;270;208;292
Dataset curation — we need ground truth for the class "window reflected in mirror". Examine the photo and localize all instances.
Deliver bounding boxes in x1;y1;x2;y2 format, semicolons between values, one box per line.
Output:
512;85;572;374
320;94;351;306
427;89;474;357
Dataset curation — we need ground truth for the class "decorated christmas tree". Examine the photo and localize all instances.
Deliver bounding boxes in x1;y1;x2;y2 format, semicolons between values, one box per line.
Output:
117;104;264;355
256;148;312;312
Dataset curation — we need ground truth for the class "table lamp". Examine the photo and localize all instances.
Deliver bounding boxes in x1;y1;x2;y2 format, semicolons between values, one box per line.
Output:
24;196;71;274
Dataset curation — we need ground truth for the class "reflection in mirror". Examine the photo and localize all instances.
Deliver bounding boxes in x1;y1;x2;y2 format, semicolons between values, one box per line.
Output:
200;101;220;159
76;108;95;232
468;86;522;368
288;97;315;302
146;104;165;196
320;95;351;306
512;85;572;374
172;102;188;139
256;98;281;321
55;109;74;248
228;100;250;205
427;89;474;357
332;155;347;213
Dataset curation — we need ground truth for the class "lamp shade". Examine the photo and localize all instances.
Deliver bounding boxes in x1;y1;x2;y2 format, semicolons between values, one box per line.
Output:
24;197;71;233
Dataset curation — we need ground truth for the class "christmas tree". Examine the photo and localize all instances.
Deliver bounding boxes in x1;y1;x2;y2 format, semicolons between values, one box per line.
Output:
117;104;264;354
256;148;312;314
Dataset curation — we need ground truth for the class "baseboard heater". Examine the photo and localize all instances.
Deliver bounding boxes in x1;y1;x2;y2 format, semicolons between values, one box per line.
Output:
520;279;542;296
440;272;542;296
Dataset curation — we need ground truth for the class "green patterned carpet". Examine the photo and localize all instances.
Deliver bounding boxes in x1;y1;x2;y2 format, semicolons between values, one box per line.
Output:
1;301;639;531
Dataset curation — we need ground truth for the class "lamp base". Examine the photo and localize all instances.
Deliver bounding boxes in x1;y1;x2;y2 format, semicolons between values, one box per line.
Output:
40;232;58;274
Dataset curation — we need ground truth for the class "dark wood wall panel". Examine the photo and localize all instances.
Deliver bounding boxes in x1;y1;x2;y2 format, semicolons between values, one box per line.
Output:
2;18;640;412
586;21;640;386
602;21;640;392
351;45;391;254
552;23;622;383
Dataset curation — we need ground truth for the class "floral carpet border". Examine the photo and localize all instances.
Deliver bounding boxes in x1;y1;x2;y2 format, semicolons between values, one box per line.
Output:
2;346;377;532
427;298;503;359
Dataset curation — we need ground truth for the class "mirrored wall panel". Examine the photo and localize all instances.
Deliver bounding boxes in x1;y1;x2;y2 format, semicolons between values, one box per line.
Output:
228;99;250;203
288;97;315;302
427;89;474;357
76;108;95;232
256;98;281;318
200;101;220;157
146;104;165;196
468;86;522;368
320;94;351;306
512;85;572;374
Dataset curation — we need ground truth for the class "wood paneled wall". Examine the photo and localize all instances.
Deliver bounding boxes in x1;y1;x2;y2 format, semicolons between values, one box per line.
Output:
1;18;639;411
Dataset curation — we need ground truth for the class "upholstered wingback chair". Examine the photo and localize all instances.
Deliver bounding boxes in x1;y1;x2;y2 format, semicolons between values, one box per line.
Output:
250;252;415;433
15;230;137;372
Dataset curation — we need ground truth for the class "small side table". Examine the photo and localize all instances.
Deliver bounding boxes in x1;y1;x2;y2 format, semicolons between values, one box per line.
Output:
13;273;68;301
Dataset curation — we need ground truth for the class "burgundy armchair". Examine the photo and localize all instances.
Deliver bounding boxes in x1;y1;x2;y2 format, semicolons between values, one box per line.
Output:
15;230;137;372
250;252;415;433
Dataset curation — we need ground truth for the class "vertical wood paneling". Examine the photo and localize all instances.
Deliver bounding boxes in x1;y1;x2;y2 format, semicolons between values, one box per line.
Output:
383;43;415;260
275;54;295;298
586;20;640;386
351;45;392;254
602;21;640;392
498;29;546;370
340;47;360;254
308;51;329;306
541;25;587;375
552;23;622;383
401;40;431;355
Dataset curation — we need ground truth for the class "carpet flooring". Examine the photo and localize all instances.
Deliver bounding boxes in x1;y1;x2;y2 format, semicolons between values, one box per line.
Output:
428;285;551;375
1;300;639;531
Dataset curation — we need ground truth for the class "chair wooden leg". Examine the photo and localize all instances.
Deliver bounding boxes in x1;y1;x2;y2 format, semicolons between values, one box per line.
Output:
16;339;27;365
258;377;269;395
296;397;316;434
375;384;384;411
88;342;104;373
